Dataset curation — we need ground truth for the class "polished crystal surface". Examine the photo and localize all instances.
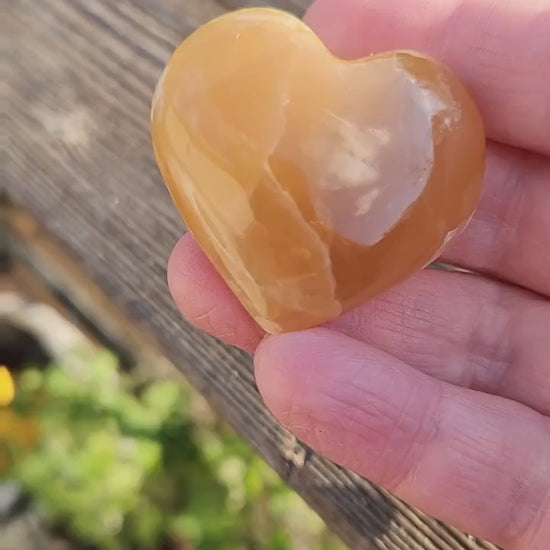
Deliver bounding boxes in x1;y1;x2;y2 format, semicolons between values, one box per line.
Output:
151;8;486;334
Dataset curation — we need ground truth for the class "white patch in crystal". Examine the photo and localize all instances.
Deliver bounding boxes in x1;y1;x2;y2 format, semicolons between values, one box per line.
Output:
303;58;452;247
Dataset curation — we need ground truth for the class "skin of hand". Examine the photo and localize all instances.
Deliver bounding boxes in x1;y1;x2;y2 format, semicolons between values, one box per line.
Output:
166;0;550;548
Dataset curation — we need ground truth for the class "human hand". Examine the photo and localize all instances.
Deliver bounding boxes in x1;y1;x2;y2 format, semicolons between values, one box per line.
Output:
166;0;550;548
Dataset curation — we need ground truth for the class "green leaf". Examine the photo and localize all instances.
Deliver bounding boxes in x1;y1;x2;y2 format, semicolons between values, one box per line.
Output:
142;382;181;419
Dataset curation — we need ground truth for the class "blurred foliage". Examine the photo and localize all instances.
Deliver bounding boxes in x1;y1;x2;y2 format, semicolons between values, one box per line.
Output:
4;349;346;550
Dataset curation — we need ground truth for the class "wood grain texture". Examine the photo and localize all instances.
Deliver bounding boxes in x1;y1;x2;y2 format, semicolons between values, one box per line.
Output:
4;1;498;549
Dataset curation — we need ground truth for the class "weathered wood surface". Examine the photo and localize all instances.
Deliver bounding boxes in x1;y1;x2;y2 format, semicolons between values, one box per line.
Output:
4;1;498;549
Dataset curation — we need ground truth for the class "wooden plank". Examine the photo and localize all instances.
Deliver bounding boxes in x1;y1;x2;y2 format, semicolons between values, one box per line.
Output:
4;1;498;549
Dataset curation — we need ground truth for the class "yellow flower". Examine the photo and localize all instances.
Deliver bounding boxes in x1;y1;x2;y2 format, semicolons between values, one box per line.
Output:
0;366;15;407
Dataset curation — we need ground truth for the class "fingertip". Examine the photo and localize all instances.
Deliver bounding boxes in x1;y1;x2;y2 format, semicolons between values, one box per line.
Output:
254;328;377;439
254;329;327;435
167;234;264;352
167;233;213;307
305;0;432;59
255;328;337;391
304;0;366;58
254;334;288;420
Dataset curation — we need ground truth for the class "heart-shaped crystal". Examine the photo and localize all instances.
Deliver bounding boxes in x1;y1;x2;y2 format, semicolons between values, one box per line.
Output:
152;8;486;334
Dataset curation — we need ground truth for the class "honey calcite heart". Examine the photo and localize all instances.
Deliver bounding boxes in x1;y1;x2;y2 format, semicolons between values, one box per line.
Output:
151;8;486;334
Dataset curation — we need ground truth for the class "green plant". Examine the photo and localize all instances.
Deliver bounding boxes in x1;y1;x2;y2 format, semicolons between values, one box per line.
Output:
5;349;346;550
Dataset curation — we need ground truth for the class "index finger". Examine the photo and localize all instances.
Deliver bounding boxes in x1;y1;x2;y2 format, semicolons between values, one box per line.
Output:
306;0;550;156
